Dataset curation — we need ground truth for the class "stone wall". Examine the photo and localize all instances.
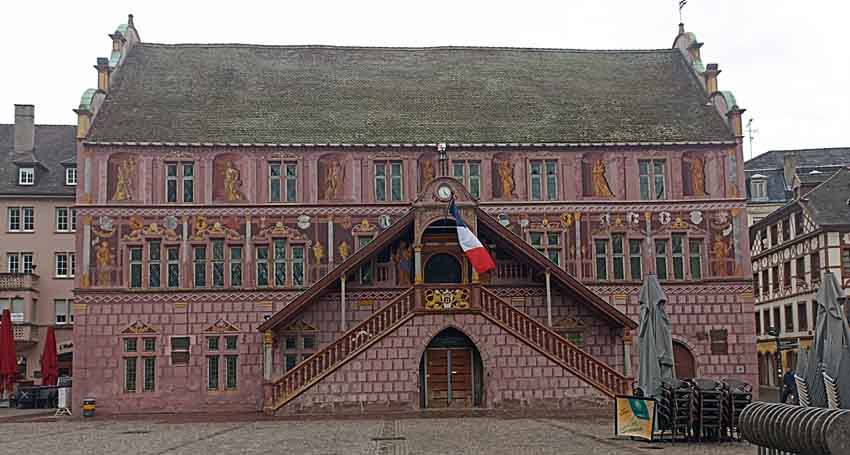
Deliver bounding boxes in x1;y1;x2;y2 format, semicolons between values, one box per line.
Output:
285;312;611;413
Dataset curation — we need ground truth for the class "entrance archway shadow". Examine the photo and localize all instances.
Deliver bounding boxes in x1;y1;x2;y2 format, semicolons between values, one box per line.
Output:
419;327;483;408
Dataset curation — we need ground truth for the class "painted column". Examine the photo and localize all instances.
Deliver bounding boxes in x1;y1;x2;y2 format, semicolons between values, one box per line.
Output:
245;216;253;285
263;330;273;381
340;275;347;332
414;244;423;284
83;156;92;202
545;270;553;327
181;217;190;288
204;158;213;203
327;217;335;267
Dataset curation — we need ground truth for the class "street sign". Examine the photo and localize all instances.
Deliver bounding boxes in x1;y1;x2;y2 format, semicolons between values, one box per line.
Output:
779;341;799;351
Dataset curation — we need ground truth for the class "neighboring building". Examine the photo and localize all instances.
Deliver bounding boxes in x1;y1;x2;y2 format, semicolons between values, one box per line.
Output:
750;167;850;387
0;104;77;383
744;148;850;226
72;16;755;414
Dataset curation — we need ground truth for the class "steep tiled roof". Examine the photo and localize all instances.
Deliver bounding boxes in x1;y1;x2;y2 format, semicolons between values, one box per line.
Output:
0;124;76;196
88;44;735;145
744;148;850;203
802;168;850;228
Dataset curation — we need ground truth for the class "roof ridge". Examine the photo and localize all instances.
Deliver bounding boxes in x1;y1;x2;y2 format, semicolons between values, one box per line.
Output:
136;42;675;54
805;166;850;195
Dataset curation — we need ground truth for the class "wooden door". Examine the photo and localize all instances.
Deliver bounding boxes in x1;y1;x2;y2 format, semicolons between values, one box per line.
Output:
673;342;696;380
425;348;473;408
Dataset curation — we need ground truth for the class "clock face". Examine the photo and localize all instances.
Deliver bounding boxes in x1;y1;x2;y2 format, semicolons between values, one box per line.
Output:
437;185;453;200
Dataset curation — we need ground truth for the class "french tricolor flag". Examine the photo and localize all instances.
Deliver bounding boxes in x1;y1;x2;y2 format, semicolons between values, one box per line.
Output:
450;201;496;274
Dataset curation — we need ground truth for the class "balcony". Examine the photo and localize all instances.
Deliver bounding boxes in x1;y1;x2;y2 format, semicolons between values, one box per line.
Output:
0;273;39;291
12;324;37;345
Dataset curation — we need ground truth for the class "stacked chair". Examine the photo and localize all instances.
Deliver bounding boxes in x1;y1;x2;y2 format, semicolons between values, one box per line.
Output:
657;378;696;441
692;378;724;441
720;378;752;441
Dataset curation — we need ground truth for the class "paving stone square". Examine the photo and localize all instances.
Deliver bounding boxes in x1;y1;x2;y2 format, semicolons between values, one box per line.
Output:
0;415;755;455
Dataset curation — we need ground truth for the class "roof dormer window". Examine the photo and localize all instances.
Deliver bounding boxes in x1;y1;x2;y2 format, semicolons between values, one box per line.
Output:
750;174;767;201
65;166;77;186
18;167;34;185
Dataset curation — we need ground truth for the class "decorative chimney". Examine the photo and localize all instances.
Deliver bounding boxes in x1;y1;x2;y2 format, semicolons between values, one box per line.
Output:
726;106;745;138
14;104;35;153
95;57;111;92
704;63;720;93
783;152;799;191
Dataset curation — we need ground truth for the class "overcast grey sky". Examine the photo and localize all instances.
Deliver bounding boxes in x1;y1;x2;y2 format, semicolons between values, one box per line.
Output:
1;0;847;158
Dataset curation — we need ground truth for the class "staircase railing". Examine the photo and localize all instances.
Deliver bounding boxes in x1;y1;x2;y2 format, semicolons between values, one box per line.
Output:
480;288;631;397
265;287;415;413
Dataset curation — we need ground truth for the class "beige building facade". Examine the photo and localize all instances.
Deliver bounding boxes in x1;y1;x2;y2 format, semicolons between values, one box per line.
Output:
0;104;77;383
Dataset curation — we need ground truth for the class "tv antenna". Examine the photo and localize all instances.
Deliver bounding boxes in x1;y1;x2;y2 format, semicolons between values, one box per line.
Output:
746;118;759;160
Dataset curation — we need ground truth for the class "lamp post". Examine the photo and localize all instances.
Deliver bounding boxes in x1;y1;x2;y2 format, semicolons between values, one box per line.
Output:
767;326;782;402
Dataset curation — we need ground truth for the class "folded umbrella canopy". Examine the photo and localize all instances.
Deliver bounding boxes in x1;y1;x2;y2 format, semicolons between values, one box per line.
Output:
637;274;675;398
818;272;850;408
40;326;58;386
0;309;17;397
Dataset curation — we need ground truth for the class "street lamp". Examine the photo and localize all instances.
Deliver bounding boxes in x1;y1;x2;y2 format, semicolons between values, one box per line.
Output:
767;326;782;402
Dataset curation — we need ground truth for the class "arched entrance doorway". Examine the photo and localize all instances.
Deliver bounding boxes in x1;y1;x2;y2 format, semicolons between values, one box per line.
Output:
420;328;483;408
673;341;696;380
424;253;462;284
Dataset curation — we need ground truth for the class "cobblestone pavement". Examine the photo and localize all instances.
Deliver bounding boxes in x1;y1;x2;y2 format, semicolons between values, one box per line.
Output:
0;416;754;455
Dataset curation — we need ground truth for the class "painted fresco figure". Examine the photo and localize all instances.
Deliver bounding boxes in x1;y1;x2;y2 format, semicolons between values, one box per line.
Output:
324;160;342;200
684;156;708;196
591;160;615;197
112;159;134;201
393;241;413;285
95;241;114;286
498;160;515;198
223;161;244;201
421;160;435;187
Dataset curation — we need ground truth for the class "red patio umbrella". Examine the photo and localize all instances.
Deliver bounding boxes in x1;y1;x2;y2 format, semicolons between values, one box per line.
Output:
0;309;17;396
40;326;59;386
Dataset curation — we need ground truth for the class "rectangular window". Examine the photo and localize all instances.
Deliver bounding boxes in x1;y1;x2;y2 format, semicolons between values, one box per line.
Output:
56;207;70;231
285;162;297;202
755;311;762;336
269;162;282;202
751;179;766;200
671;234;684;280
273;239;286;287
65;167;77;186
782;218;791;242
22;207;34;231
545;161;558;201
171;337;190;365
655;240;668;280
125;338;138;353
225;335;238;350
689;240;702;280
783;262;792;289
211;240;225;288
182;163;194;203
770;225;778;248
785;305;795;332
390;161;403;201
530;232;543;252
124;357;137;392
166;163;178;203
292;246;304;287
629;239;642;280
798;302;808;331
772;266;780;292
546;232;561;266
207;356;219;390
530;161;542;201
70;208;76;232
18;167;34;185
8;208;20;231
7;253;19;274
754;273;760;298
193;246;206;288
794;212;804;235
612;234;625;280
143;357;155;392
143;338;156;352
129;247;143;288
55;253;69;278
595;239;608;281
230;246;242;287
358;236;373;284
285;354;298;371
22;253;33;274
762;269;769;294
167;247;180;288
148;241;161;288
810;253;820;283
639;160;666;200
54;299;69;324
225;356;238;389
796;257;805;284
374;162;386;201
469;162;480;199
256;246;269;287
207;336;220;351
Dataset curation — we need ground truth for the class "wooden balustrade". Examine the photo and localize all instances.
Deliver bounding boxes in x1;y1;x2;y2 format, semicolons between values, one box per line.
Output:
480;288;631;397
266;287;415;412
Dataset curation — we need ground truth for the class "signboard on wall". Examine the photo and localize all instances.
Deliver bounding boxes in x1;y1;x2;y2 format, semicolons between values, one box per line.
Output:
614;395;656;441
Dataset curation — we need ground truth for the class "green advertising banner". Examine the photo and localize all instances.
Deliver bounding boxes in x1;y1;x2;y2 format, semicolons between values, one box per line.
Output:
614;395;656;441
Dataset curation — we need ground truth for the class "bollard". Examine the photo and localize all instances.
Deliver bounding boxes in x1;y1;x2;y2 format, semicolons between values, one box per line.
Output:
739;402;850;455
82;397;96;418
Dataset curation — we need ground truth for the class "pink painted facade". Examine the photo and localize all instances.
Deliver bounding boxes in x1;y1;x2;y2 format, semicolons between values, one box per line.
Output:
69;17;756;414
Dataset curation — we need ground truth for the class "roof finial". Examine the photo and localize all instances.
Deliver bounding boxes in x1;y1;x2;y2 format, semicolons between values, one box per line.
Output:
128;14;134;28
678;22;685;35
